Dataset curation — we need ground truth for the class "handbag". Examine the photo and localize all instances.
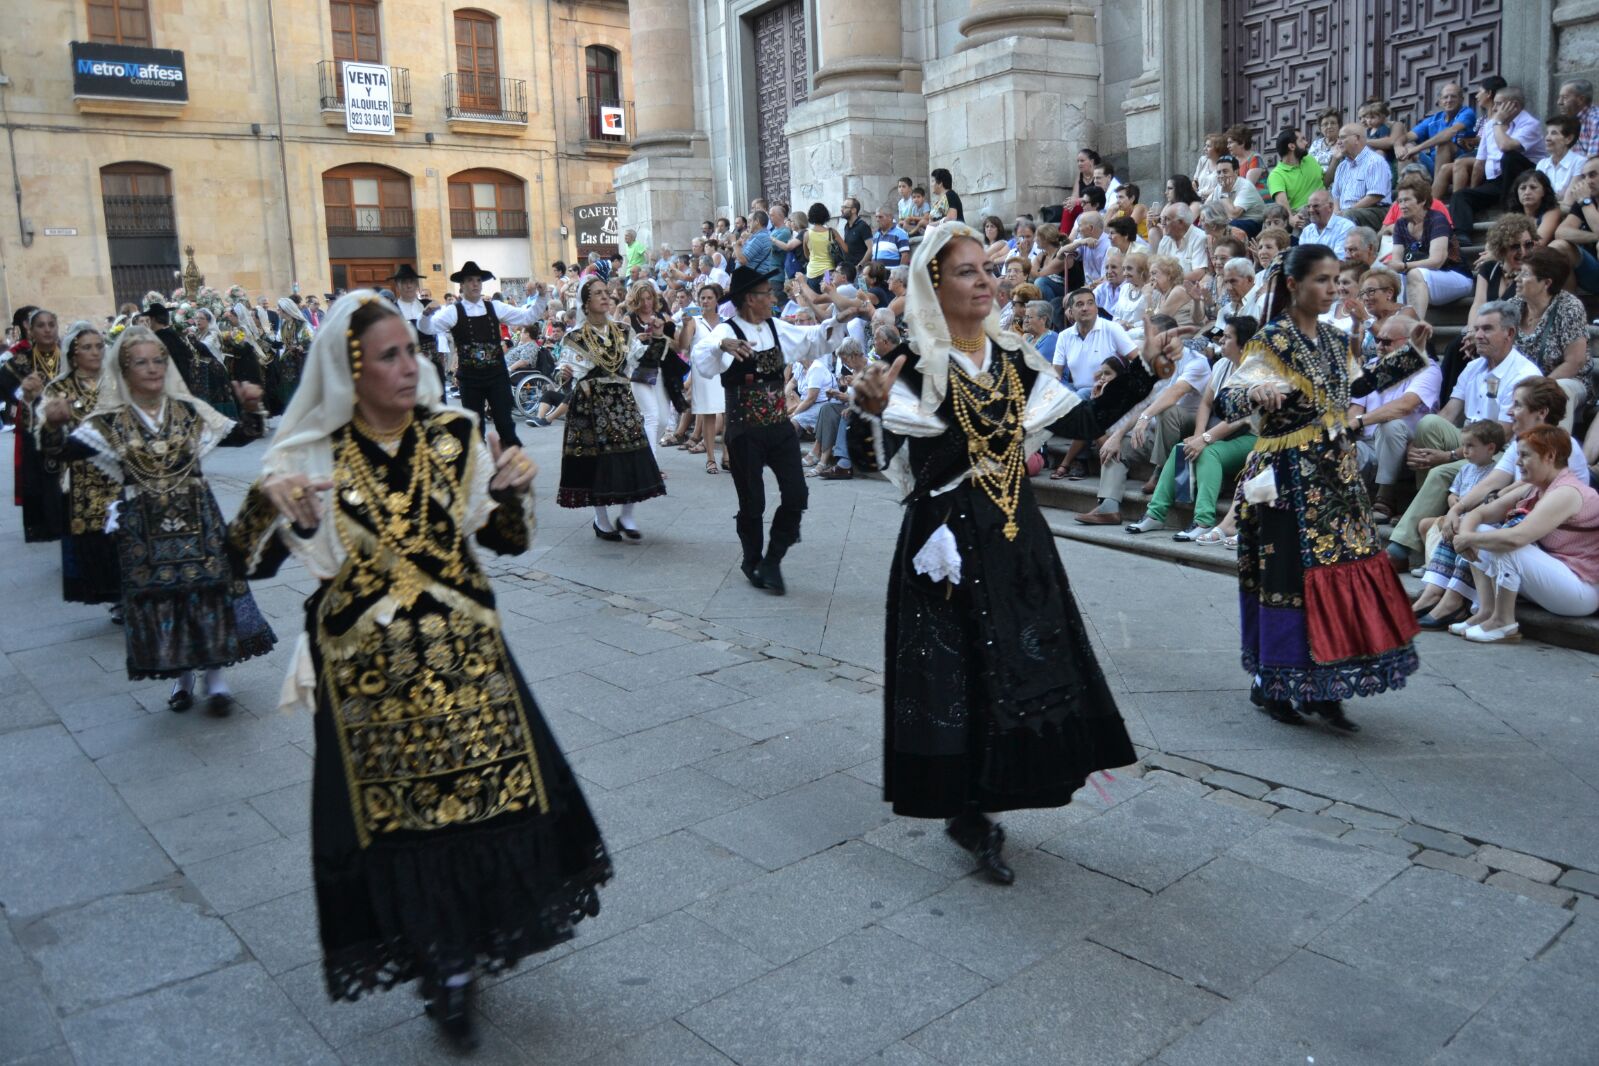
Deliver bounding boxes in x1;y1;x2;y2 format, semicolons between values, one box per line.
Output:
1171;449;1194;505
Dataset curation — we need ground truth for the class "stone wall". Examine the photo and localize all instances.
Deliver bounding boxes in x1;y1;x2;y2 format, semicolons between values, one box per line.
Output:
0;0;628;323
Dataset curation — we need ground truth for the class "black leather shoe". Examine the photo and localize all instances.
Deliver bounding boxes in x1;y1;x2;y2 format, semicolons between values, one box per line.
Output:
1307;700;1360;733
753;558;785;595
423;977;479;1051
945;813;1014;885
1250;683;1302;725
741;560;766;588
206;693;233;718
167;690;193;713
593;521;623;542
618;523;642;543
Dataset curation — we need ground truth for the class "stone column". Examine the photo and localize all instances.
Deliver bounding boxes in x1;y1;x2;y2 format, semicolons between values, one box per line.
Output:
1121;0;1164;182
782;0;927;215
612;0;713;252
923;1;1101;220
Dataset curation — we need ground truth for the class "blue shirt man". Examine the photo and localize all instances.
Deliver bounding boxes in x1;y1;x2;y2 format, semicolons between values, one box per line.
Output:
864;209;911;265
740;211;780;283
1404;81;1476;174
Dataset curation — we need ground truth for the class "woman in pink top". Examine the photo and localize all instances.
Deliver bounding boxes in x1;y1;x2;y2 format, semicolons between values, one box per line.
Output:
1453;424;1599;642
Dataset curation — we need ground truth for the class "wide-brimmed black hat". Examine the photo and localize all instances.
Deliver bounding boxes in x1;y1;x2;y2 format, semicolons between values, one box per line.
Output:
142;300;173;322
388;264;425;282
449;261;494;283
725;265;771;303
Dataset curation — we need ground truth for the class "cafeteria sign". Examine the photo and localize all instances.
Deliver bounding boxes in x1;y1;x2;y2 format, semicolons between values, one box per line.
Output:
573;202;618;249
342;62;394;135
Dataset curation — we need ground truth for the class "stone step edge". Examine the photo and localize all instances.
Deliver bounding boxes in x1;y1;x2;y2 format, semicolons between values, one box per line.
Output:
1043;510;1599;655
1133;748;1595;911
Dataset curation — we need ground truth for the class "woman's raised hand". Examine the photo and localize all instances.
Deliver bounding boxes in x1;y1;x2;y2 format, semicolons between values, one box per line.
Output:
262;473;332;530
853;354;907;415
490;439;538;493
41;397;73;427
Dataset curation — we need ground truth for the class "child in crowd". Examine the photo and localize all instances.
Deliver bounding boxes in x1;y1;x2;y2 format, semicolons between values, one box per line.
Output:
1411;420;1511;624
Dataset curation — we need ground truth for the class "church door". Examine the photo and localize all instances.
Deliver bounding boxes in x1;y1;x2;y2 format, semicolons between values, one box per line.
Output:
752;0;808;205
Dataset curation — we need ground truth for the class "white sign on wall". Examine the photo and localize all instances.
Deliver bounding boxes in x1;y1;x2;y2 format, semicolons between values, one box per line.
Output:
599;106;626;138
342;62;394;136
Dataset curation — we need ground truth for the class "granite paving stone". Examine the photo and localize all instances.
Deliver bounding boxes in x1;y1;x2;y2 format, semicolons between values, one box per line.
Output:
1557;867;1599;897
180;832;313;915
1432;960;1599;1066
908;942;1223;1066
275;959;424;1048
1269;807;1348;837
1474;844;1562;883
146;801;283;866
223;887;322;977
700;679;876;741
690;841;947;965
60;962;338;1066
580;1020;738;1065
1413;848;1490;881
568;716;747;790
1261;786;1330;813
580;830;765;943
335;1012;532;1066
480;913;772;1064
694;713;881;798
1325;801;1402;831
1040;784;1261;892
1160;950;1469;1066
592;643;750;691
1205;789;1275;818
0;972;65;1063
1485;870;1578;908
693;772;893;870
882;848;1145;982
1086;856;1354;997
683;927;990;1066
1199;770;1268;798
1224;823;1409;899
583;767;756;852
21;887;245;1015
1308;866;1573;1011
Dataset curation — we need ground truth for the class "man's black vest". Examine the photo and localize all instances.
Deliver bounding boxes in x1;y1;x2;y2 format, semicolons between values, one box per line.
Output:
449;300;501;352
721;318;785;390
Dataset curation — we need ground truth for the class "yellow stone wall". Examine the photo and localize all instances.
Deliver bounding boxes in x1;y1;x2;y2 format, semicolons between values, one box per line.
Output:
0;0;632;324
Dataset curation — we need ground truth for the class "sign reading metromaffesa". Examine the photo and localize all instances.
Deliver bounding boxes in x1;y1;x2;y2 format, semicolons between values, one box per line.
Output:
573;203;619;250
71;41;187;102
341;62;394;135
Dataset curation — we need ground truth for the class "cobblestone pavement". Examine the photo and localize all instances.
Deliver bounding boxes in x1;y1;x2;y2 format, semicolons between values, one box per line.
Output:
2;426;1596;1065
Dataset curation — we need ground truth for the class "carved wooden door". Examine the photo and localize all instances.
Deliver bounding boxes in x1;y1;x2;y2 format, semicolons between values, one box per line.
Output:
753;1;808;205
1225;0;1501;141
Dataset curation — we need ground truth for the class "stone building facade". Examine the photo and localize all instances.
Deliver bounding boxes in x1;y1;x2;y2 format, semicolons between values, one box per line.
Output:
618;0;1599;253
0;0;632;323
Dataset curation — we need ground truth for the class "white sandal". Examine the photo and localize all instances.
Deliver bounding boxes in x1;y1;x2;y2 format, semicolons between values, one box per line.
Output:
1192;528;1225;546
1223;533;1239;550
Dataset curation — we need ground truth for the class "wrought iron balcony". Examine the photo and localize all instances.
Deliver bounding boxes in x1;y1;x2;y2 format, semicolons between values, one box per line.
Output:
325;205;414;237
444;73;527;124
103;195;176;237
316;60;413;116
449;208;530;239
577;96;634;143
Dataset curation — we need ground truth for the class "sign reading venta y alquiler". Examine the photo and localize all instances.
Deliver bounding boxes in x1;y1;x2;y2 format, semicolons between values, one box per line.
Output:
573;202;619;250
71;42;187;103
341;62;394;136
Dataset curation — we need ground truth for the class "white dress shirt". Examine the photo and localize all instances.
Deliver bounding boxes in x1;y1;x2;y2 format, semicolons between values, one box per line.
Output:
419;294;545;337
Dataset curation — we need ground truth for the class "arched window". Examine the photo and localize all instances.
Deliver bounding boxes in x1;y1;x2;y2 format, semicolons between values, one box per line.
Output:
584;45;621;138
100;163;178;307
87;0;151;46
453;9;500;112
447;169;527;238
322;163;412;235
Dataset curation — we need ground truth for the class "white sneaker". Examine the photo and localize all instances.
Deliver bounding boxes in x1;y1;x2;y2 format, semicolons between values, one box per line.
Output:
1173;525;1213;542
1124;515;1165;534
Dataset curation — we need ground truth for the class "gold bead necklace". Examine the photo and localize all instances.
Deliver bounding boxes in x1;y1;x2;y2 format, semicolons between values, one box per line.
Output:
950;333;986;353
352;409;415;445
948;356;1026;541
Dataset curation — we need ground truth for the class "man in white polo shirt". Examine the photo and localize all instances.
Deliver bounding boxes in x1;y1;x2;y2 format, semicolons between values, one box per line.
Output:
1053;288;1137;399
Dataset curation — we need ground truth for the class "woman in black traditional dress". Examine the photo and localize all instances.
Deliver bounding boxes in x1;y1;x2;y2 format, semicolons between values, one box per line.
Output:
38;321;122;615
228;291;610;1050
1;308;66;541
850;223;1137;884
39;325;276;714
555;278;667;541
269;298;312;414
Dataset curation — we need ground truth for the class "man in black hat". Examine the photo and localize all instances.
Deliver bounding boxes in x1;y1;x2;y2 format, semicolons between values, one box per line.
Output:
388;265;448;386
420;261;545;445
144;301;198;389
691;265;849;593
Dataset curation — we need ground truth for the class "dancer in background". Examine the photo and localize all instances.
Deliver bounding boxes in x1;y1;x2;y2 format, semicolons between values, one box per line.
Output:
0;308;65;542
228;291;610;1050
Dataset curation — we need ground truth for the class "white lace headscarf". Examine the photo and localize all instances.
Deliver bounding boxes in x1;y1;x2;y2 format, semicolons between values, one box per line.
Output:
277;296;305;324
263;290;443;480
192;309;224;362
92;324;233;439
902;221;1053;415
51;321;102;387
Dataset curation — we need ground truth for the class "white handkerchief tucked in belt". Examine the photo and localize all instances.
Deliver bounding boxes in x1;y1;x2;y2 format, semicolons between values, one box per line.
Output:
912;523;963;585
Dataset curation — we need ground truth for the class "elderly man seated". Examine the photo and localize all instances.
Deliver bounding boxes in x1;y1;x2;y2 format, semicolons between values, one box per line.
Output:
1154;202;1211;283
811;339;869;480
1053;287;1137;399
1349;316;1443;522
1448;85;1548;244
1385;300;1542;566
1330;123;1393;230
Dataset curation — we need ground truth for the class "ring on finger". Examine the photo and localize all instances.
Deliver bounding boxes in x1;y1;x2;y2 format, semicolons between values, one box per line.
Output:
290;486;305;500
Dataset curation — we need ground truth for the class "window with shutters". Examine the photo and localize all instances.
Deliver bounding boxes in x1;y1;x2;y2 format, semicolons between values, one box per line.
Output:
447;169;528;237
100;162;179;308
583;46;622;139
453;10;500;113
322;164;413;236
330;0;381;64
87;0;152;46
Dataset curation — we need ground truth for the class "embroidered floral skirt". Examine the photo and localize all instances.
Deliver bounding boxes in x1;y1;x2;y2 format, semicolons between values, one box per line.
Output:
305;586;612;1001
116;480;276;679
1234;442;1420;703
882;480;1135;818
556;378;666;508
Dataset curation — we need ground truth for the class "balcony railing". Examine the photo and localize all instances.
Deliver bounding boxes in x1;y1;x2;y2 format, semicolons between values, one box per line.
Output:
325;205;414;237
577;96;634;142
449;208;530;238
316;60;413;116
103;195;177;237
444;73;527;123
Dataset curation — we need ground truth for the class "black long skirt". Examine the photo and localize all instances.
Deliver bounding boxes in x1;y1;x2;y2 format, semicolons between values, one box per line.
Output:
14;432;64;543
555;378;666;508
882;479;1136;818
309;636;612;1001
61;531;122;605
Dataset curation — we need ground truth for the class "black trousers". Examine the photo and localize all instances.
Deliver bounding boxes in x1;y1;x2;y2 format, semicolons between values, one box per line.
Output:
458;361;521;447
1448;150;1534;243
727;422;807;567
